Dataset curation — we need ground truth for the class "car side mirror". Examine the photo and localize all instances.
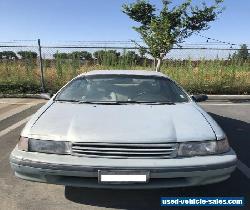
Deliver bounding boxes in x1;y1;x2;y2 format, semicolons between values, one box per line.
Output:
192;94;208;102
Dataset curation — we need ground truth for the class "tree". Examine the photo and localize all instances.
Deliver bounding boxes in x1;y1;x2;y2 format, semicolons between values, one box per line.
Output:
138;47;147;58
17;51;38;59
93;50;106;60
0;51;18;60
231;44;249;61
53;52;69;59
93;50;120;65
70;51;92;60
122;0;224;71
122;51;141;64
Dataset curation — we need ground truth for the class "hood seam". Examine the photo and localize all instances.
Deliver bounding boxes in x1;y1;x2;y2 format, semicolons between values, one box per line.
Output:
193;105;218;140
31;101;55;128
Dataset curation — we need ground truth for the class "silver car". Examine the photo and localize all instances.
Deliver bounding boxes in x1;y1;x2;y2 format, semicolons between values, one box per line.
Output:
10;70;237;189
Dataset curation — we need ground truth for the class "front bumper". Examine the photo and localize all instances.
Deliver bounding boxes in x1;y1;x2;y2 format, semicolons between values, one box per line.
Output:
10;146;237;189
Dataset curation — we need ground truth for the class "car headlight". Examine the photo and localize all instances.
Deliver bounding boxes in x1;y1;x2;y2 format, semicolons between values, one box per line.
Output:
18;136;29;151
177;138;230;157
18;137;71;154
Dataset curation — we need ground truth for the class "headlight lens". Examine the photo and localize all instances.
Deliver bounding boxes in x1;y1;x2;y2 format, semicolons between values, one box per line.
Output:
29;139;71;154
177;138;230;157
18;137;71;154
18;136;29;151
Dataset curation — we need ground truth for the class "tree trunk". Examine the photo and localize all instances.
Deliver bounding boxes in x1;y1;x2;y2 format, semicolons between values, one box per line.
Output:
155;57;162;72
153;58;156;70
155;53;165;72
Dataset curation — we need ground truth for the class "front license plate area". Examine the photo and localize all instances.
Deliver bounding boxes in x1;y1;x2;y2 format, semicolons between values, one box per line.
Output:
98;170;150;184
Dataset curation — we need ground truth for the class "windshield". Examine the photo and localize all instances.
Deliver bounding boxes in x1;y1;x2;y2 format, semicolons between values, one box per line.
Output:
56;75;189;103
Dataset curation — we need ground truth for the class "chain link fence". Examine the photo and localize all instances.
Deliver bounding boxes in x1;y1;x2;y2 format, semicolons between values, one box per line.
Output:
0;40;249;94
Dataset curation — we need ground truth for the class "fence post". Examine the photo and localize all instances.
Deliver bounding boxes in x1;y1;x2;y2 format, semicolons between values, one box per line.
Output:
38;39;45;92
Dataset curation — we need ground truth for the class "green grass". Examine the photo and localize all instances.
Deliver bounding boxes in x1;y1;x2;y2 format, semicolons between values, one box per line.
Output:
0;58;249;95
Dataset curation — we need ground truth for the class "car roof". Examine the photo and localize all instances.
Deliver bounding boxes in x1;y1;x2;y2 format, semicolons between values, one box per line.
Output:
78;70;169;78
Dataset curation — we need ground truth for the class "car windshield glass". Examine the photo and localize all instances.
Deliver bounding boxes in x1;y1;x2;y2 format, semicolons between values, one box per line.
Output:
55;75;189;103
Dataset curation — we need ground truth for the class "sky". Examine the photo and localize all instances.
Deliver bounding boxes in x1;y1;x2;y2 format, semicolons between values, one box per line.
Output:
0;0;249;46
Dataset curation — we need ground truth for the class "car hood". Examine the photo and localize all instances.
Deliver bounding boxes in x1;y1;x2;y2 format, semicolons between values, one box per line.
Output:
27;102;216;143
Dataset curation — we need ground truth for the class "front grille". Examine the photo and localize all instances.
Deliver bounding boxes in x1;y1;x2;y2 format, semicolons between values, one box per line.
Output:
71;142;178;159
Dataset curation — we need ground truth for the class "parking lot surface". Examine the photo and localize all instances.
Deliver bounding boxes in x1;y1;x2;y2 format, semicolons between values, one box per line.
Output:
0;98;249;210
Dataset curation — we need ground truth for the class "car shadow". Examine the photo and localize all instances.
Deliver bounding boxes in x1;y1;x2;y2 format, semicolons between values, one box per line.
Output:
228;99;250;103
65;113;250;210
208;113;250;166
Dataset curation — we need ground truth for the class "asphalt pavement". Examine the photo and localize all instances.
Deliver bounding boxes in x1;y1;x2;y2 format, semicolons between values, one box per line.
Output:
0;98;249;210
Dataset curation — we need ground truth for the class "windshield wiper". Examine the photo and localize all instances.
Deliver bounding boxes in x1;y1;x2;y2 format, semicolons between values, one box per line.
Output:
78;101;176;105
108;100;175;105
142;101;175;105
55;100;175;105
55;99;81;103
78;101;124;105
55;100;123;105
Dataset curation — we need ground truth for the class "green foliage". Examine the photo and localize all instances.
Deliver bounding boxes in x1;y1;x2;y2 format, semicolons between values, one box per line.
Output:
121;51;141;65
53;51;93;61
53;52;69;59
122;0;156;25
55;56;64;78
138;47;147;58
69;51;93;60
93;50;121;65
122;0;224;70
231;44;249;61
0;51;18;59
92;50;148;67
0;82;41;94
0;59;249;94
17;51;38;59
51;50;147;67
